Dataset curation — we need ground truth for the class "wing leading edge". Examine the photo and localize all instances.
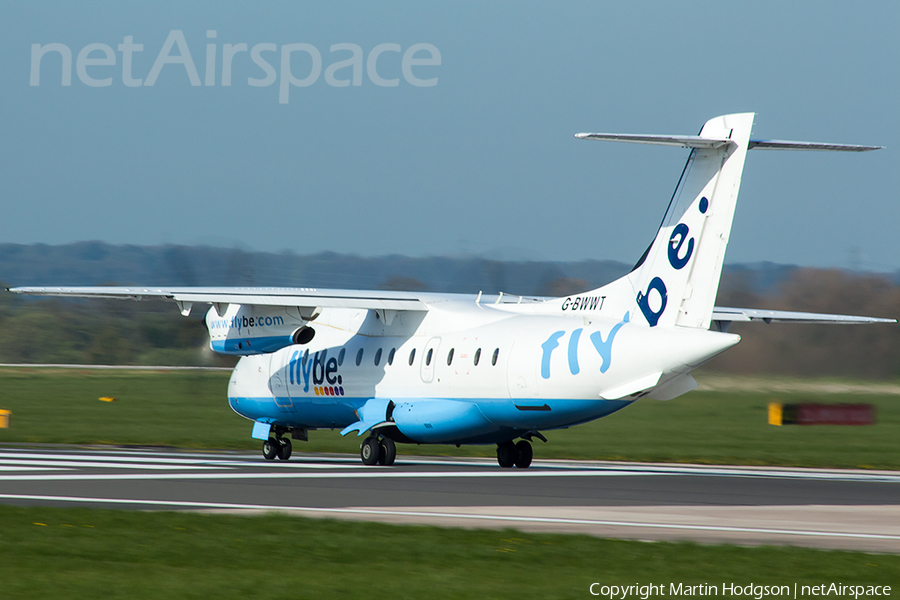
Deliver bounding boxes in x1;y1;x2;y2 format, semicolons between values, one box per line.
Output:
8;288;895;324
7;286;429;314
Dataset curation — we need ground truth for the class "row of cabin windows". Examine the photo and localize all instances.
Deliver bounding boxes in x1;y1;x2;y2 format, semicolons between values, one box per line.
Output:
335;345;500;368
416;346;500;367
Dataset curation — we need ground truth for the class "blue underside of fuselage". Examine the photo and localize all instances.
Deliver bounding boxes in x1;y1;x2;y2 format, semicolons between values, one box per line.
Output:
228;395;632;445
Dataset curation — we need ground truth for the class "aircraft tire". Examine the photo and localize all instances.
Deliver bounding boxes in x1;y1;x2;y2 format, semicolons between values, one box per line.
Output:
497;441;516;468
514;440;532;469
378;437;397;466
361;436;381;466
277;438;292;461
262;439;278;460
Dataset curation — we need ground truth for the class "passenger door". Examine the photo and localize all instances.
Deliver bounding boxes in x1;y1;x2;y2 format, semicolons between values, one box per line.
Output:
420;337;441;383
269;352;293;409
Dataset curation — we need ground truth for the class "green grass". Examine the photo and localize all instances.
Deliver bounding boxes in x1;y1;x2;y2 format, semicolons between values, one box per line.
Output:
1;372;897;596
0;367;242;448
0;505;897;600
0;367;898;469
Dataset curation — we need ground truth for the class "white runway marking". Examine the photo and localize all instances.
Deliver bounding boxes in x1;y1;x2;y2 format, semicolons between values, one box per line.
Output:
2;449;897;551
2;468;899;483
0;459;225;471
0;469;665;481
0;465;69;472
0;452;235;465
1;449;900;481
0;451;634;479
2;493;898;543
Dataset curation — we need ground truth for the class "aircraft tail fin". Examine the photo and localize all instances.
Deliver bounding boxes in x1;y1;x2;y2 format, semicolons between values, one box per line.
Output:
632;113;753;329
567;113;879;330
577;113;755;329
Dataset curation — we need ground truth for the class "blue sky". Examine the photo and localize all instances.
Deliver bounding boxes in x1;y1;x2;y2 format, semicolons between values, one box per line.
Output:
2;2;898;270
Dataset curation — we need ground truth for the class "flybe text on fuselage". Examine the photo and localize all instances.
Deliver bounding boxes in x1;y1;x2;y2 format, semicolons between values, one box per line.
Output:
288;349;345;396
541;312;629;378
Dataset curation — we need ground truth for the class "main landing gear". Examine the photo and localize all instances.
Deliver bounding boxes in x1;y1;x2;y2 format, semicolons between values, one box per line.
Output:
496;440;532;469
262;436;292;461
360;435;397;466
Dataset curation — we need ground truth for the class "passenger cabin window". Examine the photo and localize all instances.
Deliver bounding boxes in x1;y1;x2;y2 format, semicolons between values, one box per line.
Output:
473;348;481;366
492;348;499;366
356;348;364;366
447;348;454;365
425;348;433;366
408;348;416;366
388;348;396;365
374;348;382;366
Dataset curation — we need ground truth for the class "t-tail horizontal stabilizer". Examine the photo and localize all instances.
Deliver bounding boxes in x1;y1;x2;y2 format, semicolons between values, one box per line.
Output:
575;133;881;152
712;307;896;325
571;114;883;332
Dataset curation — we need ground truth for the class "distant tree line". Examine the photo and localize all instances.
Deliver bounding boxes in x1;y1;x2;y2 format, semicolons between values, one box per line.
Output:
0;244;897;377
709;269;900;378
0;290;231;367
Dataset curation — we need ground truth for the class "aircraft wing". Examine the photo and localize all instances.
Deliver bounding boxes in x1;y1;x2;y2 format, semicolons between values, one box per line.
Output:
7;286;428;314
711;306;895;325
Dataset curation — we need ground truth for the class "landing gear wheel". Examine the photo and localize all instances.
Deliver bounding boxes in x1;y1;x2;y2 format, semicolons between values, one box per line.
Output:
360;436;382;466
378;437;397;466
514;440;533;469
262;439;278;460
276;438;292;461
497;441;516;468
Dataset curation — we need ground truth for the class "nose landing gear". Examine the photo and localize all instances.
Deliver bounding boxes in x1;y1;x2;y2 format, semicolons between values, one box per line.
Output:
496;439;533;469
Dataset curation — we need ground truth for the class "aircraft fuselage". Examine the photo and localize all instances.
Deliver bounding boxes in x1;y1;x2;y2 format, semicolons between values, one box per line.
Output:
226;298;740;445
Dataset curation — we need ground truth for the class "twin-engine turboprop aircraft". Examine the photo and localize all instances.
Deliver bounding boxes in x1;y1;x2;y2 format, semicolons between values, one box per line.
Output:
11;113;893;468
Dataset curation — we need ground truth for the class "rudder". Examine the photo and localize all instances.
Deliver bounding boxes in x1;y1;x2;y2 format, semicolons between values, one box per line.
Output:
573;113;755;330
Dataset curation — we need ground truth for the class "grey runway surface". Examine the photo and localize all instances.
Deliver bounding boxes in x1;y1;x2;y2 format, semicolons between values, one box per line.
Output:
0;446;898;553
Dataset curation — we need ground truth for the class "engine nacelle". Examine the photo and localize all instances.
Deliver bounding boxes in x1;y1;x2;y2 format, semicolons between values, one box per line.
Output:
205;304;312;355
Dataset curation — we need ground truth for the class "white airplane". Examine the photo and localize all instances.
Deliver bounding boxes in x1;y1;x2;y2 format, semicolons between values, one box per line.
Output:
11;113;892;468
